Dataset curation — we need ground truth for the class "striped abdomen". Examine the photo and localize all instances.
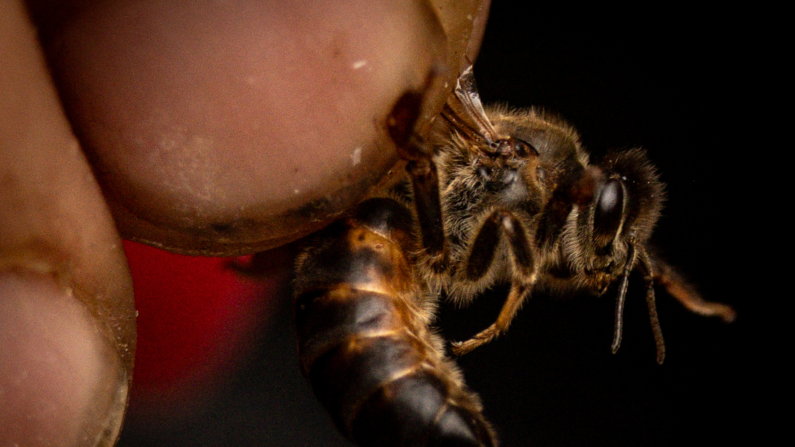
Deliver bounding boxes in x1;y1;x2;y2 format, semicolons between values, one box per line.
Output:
294;198;496;447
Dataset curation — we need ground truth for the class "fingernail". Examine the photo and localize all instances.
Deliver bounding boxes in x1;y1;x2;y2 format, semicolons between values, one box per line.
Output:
0;271;129;447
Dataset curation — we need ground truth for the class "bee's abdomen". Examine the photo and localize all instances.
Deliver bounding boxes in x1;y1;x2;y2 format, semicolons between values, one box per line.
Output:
294;198;495;447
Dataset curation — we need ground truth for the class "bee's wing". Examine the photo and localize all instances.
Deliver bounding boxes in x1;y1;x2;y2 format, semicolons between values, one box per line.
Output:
442;65;499;145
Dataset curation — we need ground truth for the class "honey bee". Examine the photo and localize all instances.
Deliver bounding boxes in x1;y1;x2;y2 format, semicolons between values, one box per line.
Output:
289;66;735;447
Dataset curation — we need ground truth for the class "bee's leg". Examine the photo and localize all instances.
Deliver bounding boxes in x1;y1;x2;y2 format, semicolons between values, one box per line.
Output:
451;210;535;356
405;150;447;269
387;90;448;271
649;252;737;322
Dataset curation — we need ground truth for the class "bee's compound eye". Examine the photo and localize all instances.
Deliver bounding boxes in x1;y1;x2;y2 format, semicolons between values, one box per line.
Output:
593;179;626;248
513;138;538;158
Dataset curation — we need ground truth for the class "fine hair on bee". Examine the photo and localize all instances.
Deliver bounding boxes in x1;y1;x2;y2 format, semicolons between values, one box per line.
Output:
250;66;736;447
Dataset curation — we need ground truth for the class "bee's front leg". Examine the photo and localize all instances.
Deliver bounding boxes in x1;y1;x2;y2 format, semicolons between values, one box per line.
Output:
452;209;537;356
388;90;449;271
649;252;736;322
405;151;447;270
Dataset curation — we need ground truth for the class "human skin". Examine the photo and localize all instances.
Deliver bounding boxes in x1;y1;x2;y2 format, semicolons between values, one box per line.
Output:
0;1;488;446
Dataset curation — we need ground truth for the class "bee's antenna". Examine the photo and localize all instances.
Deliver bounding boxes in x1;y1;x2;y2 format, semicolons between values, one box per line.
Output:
639;248;665;364
611;238;636;355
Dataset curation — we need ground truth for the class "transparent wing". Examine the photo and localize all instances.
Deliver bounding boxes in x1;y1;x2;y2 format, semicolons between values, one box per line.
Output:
442;66;499;146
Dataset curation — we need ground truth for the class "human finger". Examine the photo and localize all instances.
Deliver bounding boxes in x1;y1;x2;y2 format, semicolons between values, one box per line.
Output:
32;0;489;256
0;2;135;445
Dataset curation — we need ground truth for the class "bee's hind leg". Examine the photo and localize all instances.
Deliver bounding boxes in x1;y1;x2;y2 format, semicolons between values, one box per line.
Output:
451;209;536;356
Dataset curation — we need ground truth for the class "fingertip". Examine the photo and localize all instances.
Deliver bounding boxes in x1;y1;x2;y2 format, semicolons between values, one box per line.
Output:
36;0;489;255
0;271;129;447
1;2;136;444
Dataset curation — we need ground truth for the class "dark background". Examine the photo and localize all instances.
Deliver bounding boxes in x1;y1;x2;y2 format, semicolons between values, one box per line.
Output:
440;4;757;446
118;3;760;446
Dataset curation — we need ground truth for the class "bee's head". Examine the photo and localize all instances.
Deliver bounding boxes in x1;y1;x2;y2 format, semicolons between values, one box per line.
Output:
597;148;664;248
566;148;665;277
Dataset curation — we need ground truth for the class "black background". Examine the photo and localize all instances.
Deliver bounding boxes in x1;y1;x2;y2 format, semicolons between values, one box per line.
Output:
440;4;756;445
443;2;764;446
119;3;761;446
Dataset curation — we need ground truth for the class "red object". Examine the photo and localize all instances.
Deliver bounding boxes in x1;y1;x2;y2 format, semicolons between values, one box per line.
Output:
122;241;271;402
